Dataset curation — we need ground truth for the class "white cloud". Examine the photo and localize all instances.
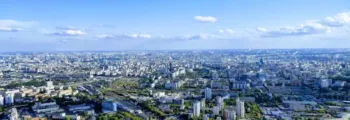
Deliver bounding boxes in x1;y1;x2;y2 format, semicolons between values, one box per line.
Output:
50;29;87;36
97;33;152;40
125;33;152;39
0;19;36;32
256;27;267;32
194;16;217;23
0;27;22;32
260;22;330;37
321;12;350;27
97;34;116;39
219;29;234;34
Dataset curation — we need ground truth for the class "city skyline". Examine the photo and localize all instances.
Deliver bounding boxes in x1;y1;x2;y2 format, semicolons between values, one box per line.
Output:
0;0;350;51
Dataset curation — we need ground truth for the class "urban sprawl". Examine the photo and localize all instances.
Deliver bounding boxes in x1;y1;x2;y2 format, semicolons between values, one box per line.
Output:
0;49;350;120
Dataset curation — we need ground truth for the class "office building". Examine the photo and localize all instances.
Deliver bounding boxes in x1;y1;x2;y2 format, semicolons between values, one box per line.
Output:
5;93;14;105
205;87;212;100
102;101;118;113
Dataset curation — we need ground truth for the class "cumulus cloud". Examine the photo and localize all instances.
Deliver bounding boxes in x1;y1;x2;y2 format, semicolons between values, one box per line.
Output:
256;27;267;32
0;19;36;32
321;12;350;27
194;16;217;23
166;33;218;42
97;33;152;40
260;22;330;37
50;29;87;36
219;29;234;34
0;27;22;32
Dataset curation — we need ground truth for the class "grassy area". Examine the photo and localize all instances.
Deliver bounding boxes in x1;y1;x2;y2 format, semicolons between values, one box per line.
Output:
2;80;46;89
245;102;263;119
109;78;139;89
97;112;143;120
139;101;166;117
224;98;236;108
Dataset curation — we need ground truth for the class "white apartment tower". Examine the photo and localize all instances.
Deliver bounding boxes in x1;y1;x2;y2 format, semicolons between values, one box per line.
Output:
193;101;201;117
236;98;245;118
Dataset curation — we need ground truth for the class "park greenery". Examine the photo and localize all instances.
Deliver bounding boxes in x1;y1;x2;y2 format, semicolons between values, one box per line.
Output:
245;102;263;120
97;112;143;120
224;98;236;107
2;80;46;89
139;100;166;117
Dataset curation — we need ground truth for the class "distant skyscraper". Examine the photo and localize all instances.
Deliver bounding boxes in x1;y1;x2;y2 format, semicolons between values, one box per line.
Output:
211;70;219;80
259;58;264;65
205;87;212;100
193;101;201;117
236;98;245;118
169;57;174;72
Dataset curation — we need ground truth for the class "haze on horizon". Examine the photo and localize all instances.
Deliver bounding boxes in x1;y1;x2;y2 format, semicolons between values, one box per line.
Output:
0;0;350;52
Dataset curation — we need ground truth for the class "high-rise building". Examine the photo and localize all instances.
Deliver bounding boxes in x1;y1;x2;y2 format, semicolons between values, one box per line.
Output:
211;70;219;80
5;93;14;105
205;88;212;100
223;106;236;120
216;96;224;108
236;98;245;118
8;108;19;120
201;98;206;108
193;101;201;117
46;81;55;90
213;105;220;115
0;95;4;105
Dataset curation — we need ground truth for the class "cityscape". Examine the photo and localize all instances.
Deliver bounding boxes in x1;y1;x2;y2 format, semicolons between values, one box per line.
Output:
1;0;350;120
0;49;349;120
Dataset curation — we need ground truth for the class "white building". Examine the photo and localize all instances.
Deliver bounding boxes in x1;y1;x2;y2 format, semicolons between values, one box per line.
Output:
205;88;212;100
201;98;206;108
193;101;201;117
8;108;19;120
216;96;224;108
203;114;209;120
224;106;236;120
232;81;250;90
236;98;245;118
0;95;4;105
320;79;329;88
46;81;55;90
213;105;220;115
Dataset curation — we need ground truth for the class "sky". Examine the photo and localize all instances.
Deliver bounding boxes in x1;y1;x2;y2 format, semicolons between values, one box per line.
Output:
0;0;350;52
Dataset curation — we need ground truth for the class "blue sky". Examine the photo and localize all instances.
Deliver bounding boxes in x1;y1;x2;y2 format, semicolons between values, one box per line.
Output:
0;0;350;51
